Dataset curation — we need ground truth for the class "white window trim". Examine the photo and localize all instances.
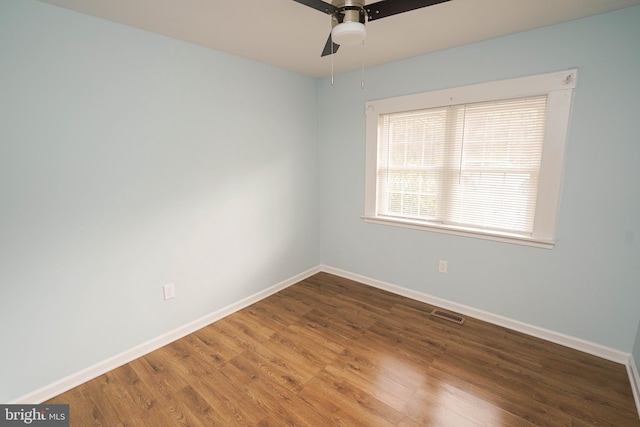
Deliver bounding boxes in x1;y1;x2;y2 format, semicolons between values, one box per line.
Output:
363;69;577;248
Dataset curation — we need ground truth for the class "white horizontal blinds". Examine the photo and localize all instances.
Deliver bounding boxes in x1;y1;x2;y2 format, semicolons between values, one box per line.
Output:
446;96;548;233
377;107;448;220
377;95;548;234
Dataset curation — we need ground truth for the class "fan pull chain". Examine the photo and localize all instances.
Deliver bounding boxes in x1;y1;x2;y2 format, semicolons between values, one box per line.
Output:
330;21;335;86
361;40;365;90
331;49;334;86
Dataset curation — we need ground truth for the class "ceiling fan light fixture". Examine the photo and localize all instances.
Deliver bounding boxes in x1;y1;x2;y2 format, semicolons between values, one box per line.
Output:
331;21;366;46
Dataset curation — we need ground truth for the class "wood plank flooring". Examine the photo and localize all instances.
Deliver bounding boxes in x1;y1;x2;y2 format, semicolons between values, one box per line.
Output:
46;272;640;426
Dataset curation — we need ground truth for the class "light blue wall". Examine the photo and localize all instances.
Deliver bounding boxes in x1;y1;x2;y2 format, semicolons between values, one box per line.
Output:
0;1;319;402
318;7;640;352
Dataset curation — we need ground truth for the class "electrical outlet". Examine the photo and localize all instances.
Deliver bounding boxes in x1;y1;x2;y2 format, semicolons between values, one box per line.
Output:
438;260;448;274
163;283;176;300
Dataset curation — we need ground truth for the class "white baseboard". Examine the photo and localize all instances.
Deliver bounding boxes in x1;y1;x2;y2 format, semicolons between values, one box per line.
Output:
629;354;640;419
320;265;630;364
11;266;321;404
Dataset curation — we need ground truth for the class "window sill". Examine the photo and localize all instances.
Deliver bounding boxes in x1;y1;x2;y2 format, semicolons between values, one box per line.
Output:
361;215;555;249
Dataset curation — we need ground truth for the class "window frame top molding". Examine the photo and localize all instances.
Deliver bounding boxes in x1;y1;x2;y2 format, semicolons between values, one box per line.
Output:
363;69;578;249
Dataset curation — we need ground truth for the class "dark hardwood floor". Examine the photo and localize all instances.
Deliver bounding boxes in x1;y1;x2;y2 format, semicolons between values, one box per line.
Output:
46;272;640;426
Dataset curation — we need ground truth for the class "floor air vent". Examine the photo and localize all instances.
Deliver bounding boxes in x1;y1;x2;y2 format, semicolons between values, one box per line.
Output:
430;309;465;325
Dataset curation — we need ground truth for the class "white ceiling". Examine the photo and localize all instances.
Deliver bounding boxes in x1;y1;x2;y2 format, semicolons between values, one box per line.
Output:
37;0;640;78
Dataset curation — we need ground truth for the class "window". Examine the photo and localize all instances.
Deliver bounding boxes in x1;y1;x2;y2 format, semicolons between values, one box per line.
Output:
364;69;577;248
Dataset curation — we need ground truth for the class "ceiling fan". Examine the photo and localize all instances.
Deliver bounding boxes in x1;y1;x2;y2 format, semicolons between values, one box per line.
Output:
293;0;452;57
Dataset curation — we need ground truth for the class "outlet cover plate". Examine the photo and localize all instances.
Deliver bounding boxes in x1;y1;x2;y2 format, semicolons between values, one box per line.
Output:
163;283;176;300
439;260;448;274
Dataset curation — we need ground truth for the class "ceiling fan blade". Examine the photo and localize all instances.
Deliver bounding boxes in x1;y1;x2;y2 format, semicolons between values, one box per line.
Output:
293;0;339;15
365;0;451;22
321;35;340;57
